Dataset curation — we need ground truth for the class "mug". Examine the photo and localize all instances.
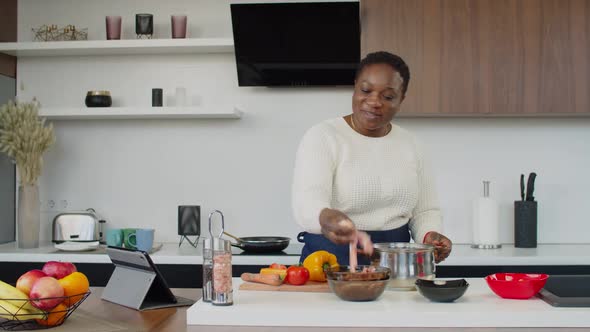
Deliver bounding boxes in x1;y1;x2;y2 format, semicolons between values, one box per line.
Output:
123;228;139;249
106;229;123;247
129;229;155;252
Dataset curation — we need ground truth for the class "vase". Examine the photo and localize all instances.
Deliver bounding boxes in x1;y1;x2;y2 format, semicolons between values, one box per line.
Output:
17;184;40;248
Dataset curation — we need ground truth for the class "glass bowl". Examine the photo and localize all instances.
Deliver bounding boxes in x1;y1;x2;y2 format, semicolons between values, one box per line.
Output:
415;279;469;302
325;265;391;302
485;273;549;299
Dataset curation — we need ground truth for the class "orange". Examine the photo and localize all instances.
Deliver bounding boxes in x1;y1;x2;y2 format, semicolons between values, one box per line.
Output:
57;272;89;307
35;303;68;326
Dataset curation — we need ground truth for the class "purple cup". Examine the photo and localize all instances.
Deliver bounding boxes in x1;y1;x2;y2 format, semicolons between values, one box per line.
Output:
106;16;122;40
171;15;187;38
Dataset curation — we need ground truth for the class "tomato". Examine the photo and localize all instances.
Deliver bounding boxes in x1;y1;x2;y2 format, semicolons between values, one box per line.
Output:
285;265;310;286
269;263;287;270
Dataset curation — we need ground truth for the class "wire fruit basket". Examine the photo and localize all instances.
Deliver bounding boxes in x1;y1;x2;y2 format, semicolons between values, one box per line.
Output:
0;291;91;330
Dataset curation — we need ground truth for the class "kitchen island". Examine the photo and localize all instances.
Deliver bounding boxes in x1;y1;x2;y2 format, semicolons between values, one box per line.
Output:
34;281;589;332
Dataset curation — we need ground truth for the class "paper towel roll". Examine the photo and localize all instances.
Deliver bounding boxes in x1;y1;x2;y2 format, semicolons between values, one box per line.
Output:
472;197;500;246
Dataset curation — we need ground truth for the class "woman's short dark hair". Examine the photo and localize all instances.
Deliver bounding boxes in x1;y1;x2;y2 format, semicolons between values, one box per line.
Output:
355;51;410;95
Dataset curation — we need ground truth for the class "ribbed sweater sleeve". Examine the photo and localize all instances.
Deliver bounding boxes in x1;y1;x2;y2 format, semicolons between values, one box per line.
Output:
292;125;335;233
408;140;443;243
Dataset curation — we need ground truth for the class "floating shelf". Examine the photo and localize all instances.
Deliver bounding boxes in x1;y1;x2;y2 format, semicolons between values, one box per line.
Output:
0;38;234;57
39;106;243;120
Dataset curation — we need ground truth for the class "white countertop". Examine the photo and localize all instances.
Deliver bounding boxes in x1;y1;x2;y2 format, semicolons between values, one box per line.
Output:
1;242;589;266
187;278;590;328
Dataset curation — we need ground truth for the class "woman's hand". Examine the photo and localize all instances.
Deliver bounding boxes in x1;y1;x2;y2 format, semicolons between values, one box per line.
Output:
424;231;452;263
319;208;373;255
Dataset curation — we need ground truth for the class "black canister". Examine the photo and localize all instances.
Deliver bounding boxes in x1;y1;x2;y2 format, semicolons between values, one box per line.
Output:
136;14;154;36
514;201;537;248
85;91;112;107
152;88;163;107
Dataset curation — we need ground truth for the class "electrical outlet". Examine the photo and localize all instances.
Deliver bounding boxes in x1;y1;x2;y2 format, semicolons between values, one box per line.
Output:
59;199;69;211
41;199;56;212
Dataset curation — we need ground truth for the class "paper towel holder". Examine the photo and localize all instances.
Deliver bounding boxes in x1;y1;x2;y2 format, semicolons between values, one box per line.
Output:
471;180;502;249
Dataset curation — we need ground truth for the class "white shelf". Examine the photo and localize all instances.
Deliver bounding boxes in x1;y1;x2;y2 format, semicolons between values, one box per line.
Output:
39;106;243;120
0;38;234;57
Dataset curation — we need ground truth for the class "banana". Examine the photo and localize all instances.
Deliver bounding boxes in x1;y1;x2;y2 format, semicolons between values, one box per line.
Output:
0;299;46;320
0;280;42;312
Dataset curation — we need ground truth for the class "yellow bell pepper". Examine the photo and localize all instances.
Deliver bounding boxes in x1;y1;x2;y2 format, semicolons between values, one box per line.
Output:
302;250;338;282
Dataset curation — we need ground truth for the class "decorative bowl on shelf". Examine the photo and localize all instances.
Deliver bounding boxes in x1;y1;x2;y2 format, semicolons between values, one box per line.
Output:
0;291;91;330
485;273;548;299
415;279;469;302
85;91;112;107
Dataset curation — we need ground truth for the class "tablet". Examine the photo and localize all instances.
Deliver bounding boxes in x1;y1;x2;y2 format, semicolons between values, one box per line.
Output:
102;246;194;310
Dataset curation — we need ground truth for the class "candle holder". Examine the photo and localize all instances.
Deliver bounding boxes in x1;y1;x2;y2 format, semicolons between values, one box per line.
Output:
171;15;187;38
105;16;122;40
136;14;154;39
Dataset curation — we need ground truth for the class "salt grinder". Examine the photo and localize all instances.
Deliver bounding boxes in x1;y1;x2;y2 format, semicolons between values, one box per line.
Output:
208;210;233;306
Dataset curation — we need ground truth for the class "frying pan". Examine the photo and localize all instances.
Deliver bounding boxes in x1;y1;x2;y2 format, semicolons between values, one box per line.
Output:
223;231;290;253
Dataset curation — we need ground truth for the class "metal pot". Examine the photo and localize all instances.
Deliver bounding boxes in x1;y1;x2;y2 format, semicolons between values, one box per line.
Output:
223;232;290;253
372;243;435;291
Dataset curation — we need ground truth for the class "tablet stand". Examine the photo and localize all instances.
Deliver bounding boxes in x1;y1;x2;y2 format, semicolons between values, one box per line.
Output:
102;264;172;310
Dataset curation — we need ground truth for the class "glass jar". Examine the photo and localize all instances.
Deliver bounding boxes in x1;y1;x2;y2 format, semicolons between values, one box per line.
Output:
202;238;213;302
211;238;233;306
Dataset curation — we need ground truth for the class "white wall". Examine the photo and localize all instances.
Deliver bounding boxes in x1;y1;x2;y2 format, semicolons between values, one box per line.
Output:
17;0;590;245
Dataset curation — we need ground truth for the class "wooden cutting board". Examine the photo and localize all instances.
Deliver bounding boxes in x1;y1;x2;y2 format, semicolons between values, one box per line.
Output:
239;281;331;293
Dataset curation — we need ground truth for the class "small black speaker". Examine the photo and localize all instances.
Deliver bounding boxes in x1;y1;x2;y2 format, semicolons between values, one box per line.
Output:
178;205;200;236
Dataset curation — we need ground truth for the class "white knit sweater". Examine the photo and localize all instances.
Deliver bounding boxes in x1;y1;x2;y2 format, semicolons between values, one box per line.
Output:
292;117;443;243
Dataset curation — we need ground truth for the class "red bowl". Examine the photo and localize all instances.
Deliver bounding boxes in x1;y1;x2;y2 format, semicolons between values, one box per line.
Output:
485;273;549;299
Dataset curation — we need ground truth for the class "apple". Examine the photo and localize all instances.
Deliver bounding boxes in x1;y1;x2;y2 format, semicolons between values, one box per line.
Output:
29;277;65;311
42;261;77;279
16;269;47;295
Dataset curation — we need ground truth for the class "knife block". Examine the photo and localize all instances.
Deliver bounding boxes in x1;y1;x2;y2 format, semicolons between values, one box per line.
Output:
514;201;537;248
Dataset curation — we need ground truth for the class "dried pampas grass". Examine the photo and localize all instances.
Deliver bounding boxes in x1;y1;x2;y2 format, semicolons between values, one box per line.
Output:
0;100;55;185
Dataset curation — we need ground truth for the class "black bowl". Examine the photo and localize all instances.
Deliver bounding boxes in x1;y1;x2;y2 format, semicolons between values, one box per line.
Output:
415;279;469;302
85;91;112;107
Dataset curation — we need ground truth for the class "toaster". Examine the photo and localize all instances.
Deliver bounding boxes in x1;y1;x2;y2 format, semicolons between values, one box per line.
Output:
52;208;106;243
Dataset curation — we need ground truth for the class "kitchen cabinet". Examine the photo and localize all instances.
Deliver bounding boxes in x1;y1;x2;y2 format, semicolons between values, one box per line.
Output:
2;243;590;288
0;38;243;119
361;0;590;117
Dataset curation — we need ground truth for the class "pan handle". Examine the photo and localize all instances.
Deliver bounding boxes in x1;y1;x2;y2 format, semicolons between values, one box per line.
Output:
222;231;242;242
223;231;244;248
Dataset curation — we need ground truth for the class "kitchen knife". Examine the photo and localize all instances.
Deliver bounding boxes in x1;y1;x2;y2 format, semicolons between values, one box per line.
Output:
520;174;525;201
525;172;537;201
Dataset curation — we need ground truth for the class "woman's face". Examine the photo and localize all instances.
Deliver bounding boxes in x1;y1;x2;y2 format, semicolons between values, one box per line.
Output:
352;63;405;135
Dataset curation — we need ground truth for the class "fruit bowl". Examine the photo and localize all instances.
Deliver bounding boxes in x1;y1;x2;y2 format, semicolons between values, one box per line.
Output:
485;273;549;299
0;291;91;330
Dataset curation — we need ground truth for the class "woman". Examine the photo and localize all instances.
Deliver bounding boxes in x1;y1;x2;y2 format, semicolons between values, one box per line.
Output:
292;51;452;265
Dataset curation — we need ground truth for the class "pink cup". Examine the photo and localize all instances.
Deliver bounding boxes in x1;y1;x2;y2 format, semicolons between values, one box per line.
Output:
106;16;122;40
171;15;187;38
